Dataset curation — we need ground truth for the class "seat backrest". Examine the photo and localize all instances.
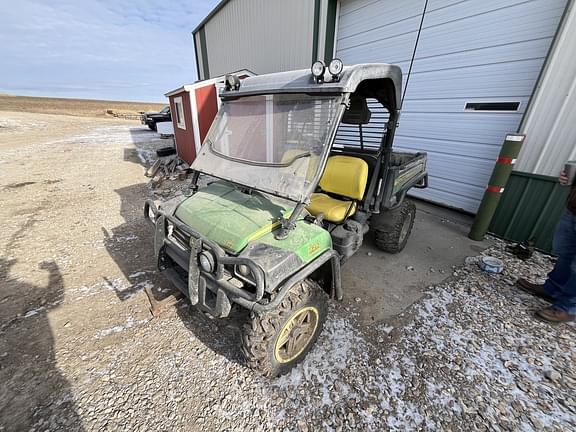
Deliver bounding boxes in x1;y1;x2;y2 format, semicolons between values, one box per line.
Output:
281;149;319;180
341;96;371;125
319;155;369;200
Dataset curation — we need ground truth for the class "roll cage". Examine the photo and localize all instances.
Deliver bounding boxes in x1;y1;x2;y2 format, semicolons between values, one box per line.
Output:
190;64;425;238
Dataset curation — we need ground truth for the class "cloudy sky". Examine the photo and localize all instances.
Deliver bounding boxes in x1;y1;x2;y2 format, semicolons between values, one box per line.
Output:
0;0;219;102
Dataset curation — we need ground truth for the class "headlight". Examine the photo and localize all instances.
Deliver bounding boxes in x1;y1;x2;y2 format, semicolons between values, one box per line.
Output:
234;264;255;285
199;251;215;273
224;74;241;91
311;61;325;82
328;58;344;77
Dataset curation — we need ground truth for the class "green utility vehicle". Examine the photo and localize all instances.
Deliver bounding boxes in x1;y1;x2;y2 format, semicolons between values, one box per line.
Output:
145;61;427;376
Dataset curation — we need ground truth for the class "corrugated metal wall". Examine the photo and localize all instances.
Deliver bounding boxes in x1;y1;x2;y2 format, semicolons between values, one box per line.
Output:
515;0;576;176
490;173;570;252
336;0;568;213
201;0;315;78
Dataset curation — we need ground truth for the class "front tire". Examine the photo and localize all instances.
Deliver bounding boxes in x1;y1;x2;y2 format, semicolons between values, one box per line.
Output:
371;199;416;253
241;279;328;377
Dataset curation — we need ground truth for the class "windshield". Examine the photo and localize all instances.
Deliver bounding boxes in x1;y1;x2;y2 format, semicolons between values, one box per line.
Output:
191;93;342;202
161;106;170;113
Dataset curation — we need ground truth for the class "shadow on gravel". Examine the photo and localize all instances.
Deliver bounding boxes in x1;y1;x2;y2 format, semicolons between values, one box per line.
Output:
0;258;84;431
175;303;251;367
104;183;252;368
101;184;160;302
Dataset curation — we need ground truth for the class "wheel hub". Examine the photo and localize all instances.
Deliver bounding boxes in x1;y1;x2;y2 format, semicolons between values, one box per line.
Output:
274;306;319;364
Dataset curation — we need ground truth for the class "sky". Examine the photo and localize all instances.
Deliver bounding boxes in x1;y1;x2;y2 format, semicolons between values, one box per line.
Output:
0;0;219;102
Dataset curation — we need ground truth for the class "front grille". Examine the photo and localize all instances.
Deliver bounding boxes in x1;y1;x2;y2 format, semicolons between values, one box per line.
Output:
171;225;191;249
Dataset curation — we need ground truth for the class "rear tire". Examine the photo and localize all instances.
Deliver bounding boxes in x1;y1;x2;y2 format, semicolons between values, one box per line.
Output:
241;279;328;377
372;199;416;254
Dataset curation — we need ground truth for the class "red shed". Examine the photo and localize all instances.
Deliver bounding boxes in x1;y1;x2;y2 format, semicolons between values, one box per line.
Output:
165;71;253;165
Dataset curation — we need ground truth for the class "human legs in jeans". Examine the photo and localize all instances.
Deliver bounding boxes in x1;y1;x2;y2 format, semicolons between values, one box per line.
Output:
544;210;576;315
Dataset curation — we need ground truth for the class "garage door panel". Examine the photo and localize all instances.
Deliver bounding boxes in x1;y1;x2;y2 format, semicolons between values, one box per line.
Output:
396;137;500;160
410;183;483;213
424;0;565;28
338;0;380;17
397;113;523;148
338;25;421;56
405;58;545;99
407;154;494;211
411;38;552;74
396;147;497;181
418;8;563;59
338;0;425;37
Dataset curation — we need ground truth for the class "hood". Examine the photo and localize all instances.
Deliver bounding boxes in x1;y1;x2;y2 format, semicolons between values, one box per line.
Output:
174;181;291;253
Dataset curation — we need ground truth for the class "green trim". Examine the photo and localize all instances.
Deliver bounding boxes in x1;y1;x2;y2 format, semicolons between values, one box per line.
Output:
198;26;210;79
323;0;338;63
312;0;322;63
509;171;559;182
192;32;201;81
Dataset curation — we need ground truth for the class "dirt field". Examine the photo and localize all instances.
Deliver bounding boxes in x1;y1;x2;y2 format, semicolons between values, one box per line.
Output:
0;95;165;118
0;109;574;431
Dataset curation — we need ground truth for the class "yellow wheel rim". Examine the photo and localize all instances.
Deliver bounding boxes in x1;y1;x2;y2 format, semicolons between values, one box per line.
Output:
274;306;319;364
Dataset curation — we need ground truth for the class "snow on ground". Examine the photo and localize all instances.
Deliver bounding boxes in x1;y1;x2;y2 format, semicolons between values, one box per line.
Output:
25;238;574;431
253;240;576;430
0;117;49;132
0;120;164;160
96;316;150;339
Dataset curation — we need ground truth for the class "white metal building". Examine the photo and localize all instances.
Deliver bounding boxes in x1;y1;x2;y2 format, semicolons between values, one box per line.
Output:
192;0;576;249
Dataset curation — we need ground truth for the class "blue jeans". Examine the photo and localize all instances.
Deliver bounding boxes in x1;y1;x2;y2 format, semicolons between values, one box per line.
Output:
544;210;576;314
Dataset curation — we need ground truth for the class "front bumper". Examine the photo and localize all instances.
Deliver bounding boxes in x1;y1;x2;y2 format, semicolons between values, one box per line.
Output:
145;200;266;318
144;200;341;318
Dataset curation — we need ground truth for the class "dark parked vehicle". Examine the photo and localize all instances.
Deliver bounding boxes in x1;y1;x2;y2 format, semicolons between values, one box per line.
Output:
141;106;171;131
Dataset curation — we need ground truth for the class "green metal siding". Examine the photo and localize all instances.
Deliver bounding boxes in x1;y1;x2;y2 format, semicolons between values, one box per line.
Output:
489;171;570;252
323;0;338;63
198;26;210;79
312;0;322;62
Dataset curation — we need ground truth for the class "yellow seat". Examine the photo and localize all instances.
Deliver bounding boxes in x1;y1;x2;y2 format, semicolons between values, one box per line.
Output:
281;149;319;181
307;155;369;223
308;193;357;222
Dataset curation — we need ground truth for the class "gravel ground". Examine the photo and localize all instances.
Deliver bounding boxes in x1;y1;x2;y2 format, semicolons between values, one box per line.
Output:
1;112;575;431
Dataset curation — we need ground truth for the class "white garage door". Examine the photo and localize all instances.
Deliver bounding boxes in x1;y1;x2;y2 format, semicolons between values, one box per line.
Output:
336;0;568;212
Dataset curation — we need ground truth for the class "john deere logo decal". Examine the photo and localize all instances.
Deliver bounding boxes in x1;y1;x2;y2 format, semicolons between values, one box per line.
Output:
308;243;320;255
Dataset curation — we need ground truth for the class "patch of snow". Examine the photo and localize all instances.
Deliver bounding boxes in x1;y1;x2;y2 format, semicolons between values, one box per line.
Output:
0;117;49;132
276;317;367;393
128;271;151;279
381;325;394;334
96;315;149;339
136;148;156;164
23;307;44;318
113;234;139;242
102;277;130;294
